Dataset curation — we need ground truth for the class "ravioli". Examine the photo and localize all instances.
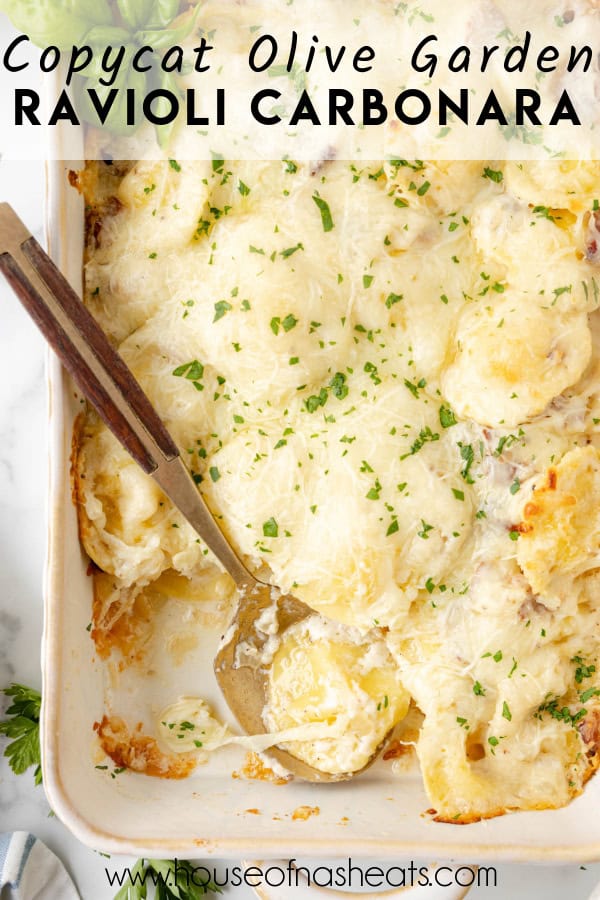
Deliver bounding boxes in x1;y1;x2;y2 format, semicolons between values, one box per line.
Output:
74;154;600;819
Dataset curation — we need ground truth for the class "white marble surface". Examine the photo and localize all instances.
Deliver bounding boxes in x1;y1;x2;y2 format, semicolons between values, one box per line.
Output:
1;35;600;900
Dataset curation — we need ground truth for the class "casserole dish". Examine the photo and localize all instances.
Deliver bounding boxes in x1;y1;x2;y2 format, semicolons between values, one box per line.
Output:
40;132;600;866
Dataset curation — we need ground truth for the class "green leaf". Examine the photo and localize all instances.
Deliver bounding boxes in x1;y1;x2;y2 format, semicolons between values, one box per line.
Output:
385;293;403;309
0;0;112;47
117;0;155;30
151;69;182;149
137;3;201;49
85;24;131;44
282;314;298;332
73;59;146;137
213;300;233;322
312;194;334;232
280;243;304;259
263;517;279;538
0;684;41;784
112;858;148;900
439;405;457;428
145;0;179;29
483;167;503;183
329;372;348;400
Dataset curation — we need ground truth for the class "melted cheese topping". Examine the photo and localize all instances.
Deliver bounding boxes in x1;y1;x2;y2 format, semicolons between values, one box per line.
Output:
76;155;600;820
264;615;409;775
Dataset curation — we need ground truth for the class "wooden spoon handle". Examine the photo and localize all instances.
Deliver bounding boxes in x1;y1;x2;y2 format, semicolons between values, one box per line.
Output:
0;202;257;589
0;202;177;473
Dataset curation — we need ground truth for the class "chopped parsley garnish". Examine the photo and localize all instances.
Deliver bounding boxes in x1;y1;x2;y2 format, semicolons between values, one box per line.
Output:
488;736;500;754
262;517;279;537
404;377;427;399
439;405;457;428
385;292;403;308
533;205;555;221
213;300;233;322
329;372;349;399
502;701;512;721
280;243;304;259
494;431;524;455
305;388;328;413
168;158;181;172
238;180;251;196
271;314;298;335
386;519;399;536
572;656;596;683
401;426;440;460
473;681;486;696
417;519;434;539
366;479;382;501
483;167;503;183
537;695;587;727
173;360;204;380
312;194;335;232
209;466;221;482
458;442;475;484
364;361;382;385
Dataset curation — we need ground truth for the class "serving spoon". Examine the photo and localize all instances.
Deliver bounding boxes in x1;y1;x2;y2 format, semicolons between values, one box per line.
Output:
0;202;389;782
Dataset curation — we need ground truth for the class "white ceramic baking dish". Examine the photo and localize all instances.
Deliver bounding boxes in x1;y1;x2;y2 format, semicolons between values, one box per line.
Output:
39;138;600;865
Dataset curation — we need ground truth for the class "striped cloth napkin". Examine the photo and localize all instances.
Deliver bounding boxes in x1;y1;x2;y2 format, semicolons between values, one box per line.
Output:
0;832;79;900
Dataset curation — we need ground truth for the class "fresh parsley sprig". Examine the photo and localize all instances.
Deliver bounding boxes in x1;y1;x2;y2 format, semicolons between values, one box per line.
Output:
0;683;42;785
113;859;222;899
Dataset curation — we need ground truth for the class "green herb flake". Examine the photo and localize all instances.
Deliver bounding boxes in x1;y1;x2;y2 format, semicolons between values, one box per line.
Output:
483;167;503;183
282;313;298;332
458;442;475;484
213;300;233;322
312;194;335;232
439;405;457;428
262;517;279;537
385;292;403;309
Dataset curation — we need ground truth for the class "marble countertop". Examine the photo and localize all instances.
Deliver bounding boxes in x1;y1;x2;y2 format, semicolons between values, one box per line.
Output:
1;36;600;900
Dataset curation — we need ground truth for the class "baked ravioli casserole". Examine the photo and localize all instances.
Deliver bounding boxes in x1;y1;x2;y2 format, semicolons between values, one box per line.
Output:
72;157;600;823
